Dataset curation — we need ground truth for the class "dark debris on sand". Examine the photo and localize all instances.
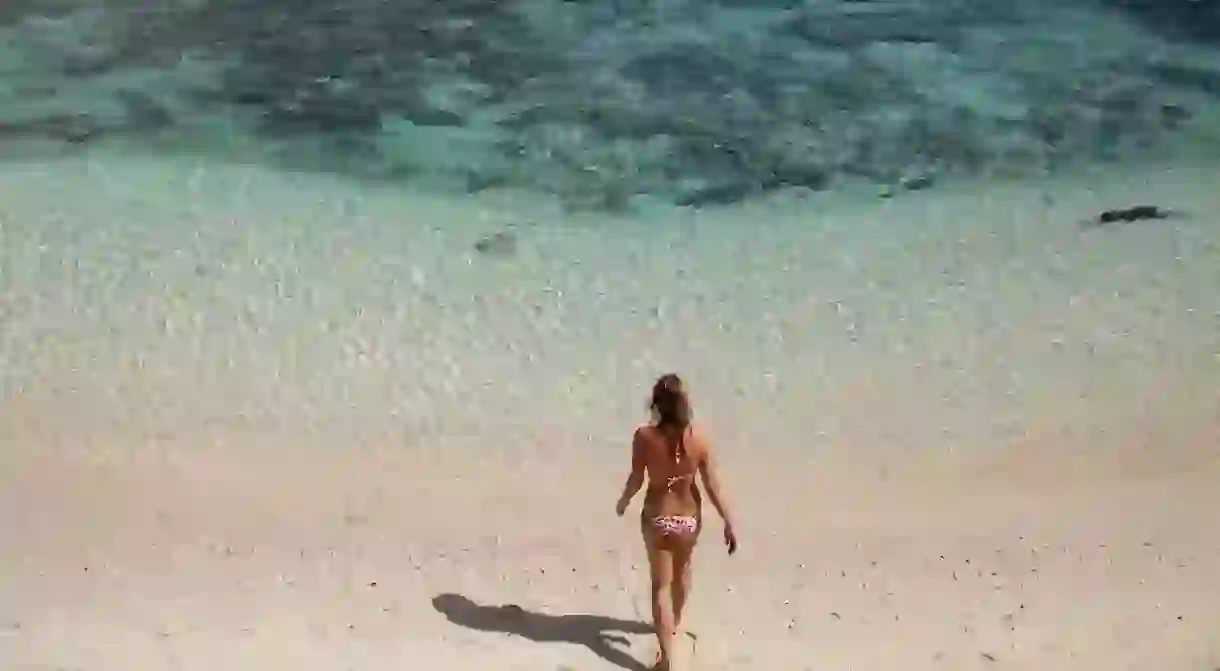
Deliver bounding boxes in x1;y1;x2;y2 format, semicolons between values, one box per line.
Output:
1082;204;1186;229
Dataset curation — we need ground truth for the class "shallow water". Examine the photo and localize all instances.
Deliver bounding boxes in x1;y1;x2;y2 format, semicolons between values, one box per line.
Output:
1;149;1216;467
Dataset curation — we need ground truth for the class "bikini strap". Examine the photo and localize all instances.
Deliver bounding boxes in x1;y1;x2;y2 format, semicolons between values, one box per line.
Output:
665;426;694;489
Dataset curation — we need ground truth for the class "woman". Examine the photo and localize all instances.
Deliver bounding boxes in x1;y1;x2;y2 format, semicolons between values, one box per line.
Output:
615;373;739;670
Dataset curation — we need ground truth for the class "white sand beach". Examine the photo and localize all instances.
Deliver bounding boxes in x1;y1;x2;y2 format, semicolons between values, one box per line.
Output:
1;148;1218;670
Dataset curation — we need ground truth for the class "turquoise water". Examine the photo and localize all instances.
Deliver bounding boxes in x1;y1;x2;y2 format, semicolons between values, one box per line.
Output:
2;0;1219;209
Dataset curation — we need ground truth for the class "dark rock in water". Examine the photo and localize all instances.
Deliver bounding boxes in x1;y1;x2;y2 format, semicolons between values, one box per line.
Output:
713;0;803;7
784;5;957;49
1147;59;1220;95
671;165;830;208
261;90;382;134
1083;205;1182;228
116;90;175;131
474;230;518;256
674;180;764;208
1098;205;1171;223
900;172;936;192
780;1;1022;51
0;114;104;144
875;169;939;198
621;42;749;99
1158;103;1192;129
1109;0;1220;42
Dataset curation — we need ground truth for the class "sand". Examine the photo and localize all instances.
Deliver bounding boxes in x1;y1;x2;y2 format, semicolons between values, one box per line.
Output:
1;147;1218;670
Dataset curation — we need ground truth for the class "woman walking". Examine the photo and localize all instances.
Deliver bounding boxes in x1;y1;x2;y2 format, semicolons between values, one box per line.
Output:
615;374;739;670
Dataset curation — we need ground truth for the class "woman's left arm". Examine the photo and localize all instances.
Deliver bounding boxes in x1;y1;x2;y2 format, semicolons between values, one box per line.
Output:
615;429;647;516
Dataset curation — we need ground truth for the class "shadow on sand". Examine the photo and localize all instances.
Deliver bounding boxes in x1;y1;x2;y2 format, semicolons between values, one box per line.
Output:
432;593;653;670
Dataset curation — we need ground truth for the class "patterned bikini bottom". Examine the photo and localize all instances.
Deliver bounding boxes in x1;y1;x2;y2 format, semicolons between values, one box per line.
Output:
651;515;699;536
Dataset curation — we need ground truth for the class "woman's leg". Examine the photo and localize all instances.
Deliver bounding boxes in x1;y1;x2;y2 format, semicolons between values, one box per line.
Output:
644;527;676;668
670;536;696;636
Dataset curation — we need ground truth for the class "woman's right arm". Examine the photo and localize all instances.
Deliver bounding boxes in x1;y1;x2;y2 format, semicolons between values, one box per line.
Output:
697;438;736;531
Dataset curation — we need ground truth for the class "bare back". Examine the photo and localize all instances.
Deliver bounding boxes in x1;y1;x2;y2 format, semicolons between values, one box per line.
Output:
635;424;706;521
